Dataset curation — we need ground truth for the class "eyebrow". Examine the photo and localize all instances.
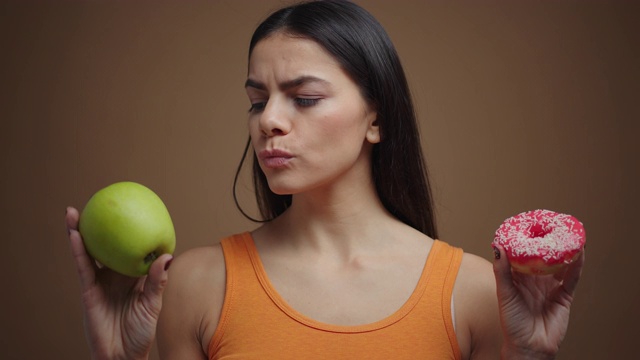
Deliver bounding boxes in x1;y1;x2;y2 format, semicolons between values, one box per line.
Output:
244;75;329;91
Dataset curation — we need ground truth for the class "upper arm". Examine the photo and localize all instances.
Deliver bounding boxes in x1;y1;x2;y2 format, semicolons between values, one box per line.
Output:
156;244;226;360
453;252;502;360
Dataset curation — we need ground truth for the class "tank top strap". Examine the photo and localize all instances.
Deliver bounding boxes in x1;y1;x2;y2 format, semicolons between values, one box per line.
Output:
422;240;464;358
426;240;464;298
209;232;256;354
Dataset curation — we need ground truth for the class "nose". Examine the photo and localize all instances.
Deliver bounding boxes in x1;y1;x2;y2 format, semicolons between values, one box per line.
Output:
259;98;291;137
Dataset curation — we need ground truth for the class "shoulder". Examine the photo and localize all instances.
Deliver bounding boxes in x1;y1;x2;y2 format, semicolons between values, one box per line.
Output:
454;252;497;334
169;243;226;285
167;243;226;322
456;252;496;293
157;243;227;357
453;251;502;359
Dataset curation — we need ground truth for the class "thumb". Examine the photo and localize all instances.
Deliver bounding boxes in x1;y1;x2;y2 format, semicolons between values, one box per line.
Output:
143;253;173;306
493;245;516;301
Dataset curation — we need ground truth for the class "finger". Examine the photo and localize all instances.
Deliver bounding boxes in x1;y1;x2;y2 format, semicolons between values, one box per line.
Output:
561;249;585;297
493;244;513;285
66;206;97;290
65;206;80;232
142;253;173;313
493;245;516;299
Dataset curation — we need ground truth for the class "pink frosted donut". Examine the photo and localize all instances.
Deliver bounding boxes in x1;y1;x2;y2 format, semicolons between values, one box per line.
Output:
493;209;586;275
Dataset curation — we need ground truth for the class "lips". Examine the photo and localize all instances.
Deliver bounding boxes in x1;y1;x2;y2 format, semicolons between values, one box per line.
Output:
258;149;294;169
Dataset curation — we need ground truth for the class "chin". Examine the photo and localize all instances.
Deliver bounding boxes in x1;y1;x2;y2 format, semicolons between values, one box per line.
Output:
266;176;316;196
265;180;296;196
263;170;335;197
269;187;294;196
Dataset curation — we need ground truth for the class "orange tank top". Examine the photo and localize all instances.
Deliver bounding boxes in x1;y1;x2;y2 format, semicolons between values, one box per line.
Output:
209;232;463;360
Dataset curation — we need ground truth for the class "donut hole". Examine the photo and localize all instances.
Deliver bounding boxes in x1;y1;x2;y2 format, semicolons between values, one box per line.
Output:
528;222;551;238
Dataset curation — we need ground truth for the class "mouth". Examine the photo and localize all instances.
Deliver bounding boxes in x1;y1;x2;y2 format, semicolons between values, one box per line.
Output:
258;149;294;169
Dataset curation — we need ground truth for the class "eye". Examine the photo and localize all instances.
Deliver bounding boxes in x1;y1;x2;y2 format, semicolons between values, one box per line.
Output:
295;98;321;107
248;102;266;113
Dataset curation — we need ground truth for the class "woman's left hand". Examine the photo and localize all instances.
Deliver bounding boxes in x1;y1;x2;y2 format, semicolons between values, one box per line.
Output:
492;245;585;360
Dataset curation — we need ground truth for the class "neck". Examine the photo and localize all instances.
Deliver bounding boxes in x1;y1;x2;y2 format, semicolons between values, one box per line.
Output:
253;145;414;259
265;172;399;258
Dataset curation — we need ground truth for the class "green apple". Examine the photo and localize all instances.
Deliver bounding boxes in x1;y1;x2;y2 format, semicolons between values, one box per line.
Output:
79;181;176;277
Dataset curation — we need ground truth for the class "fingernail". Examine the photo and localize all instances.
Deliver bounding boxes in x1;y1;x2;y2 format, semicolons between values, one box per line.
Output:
493;246;500;260
164;258;173;271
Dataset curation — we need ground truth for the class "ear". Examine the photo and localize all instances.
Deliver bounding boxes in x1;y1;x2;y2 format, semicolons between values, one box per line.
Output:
365;112;381;144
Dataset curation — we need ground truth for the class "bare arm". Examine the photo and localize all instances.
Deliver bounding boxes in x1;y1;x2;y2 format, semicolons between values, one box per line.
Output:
156;245;226;359
454;253;503;360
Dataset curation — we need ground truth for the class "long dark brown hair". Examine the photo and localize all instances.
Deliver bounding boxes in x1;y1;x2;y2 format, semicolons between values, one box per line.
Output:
233;0;438;239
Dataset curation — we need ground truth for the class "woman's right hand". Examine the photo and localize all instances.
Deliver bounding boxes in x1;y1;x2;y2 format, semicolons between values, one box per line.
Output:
66;207;173;360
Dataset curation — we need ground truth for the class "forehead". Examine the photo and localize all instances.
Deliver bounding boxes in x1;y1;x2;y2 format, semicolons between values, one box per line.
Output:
248;33;342;79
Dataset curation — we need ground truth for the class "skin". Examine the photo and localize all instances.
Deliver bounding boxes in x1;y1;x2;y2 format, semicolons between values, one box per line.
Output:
66;32;585;360
66;207;173;360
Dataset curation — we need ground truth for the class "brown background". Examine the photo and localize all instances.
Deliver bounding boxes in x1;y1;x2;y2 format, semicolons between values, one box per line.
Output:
1;0;638;359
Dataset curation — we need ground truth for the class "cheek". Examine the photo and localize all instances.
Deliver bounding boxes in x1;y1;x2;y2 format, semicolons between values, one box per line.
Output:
321;107;370;148
248;119;262;145
317;100;370;134
304;111;369;164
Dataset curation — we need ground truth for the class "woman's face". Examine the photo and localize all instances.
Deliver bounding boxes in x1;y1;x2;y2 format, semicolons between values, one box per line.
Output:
246;33;379;196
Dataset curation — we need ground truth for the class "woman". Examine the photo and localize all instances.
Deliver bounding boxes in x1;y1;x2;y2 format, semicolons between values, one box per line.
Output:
65;1;585;359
